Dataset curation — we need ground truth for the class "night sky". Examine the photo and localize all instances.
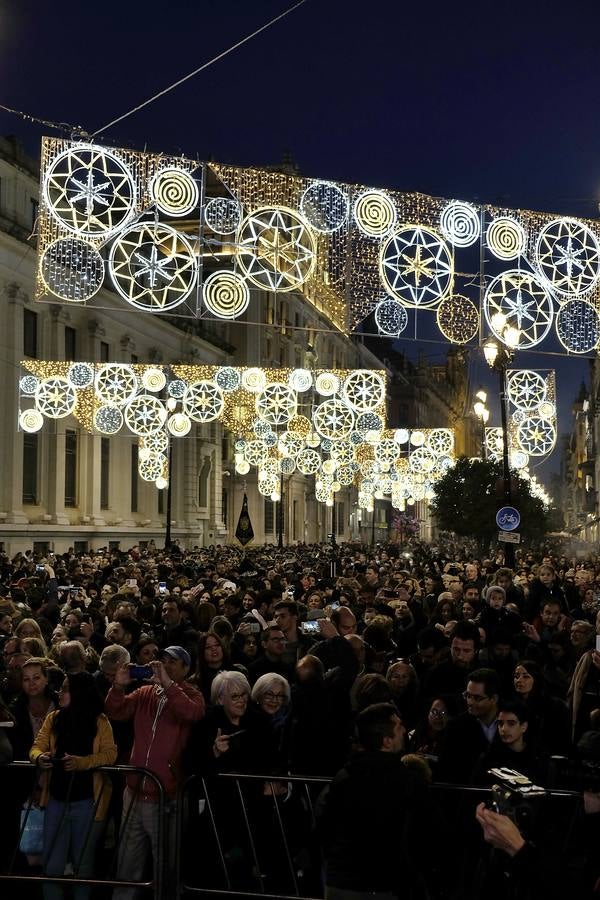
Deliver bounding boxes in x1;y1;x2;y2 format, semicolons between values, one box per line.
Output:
3;0;600;483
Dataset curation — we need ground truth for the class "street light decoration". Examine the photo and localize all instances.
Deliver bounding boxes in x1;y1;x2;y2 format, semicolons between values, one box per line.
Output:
486;217;527;260
555;298;600;354
484;270;554;349
535;218;600;298
439;201;480;247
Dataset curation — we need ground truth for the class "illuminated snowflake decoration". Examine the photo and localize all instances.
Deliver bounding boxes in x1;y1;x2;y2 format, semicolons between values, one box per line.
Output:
374;298;408;336
168;380;187;399
380;225;453;308
109;222;198;311
484;270;553;349
204;197;242;235
517;416;556;457
342;370;386;412
312;399;355;439
439;201;480;247
288;369;313;392
300;181;349;233
35;377;77;419
555;298;600;354
141;432;169;454
535;218;600;297
236;206;316;292
183;381;224;423
507;370;547;411
426;429;454;455
255;383;297;426
124;395;168;436
95;364;138;408
43;144;136;238
409;447;436;474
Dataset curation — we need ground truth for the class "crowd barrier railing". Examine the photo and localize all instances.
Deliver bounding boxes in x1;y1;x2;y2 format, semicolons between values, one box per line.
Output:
0;760;165;898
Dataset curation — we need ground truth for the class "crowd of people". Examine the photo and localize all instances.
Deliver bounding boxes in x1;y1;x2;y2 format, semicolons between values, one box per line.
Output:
1;536;600;898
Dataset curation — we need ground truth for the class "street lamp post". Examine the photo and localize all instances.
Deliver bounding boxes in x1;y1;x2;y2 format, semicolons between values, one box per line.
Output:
483;338;515;568
473;389;490;459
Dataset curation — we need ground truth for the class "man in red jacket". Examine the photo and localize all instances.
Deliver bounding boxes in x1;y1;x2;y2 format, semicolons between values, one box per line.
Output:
106;645;205;900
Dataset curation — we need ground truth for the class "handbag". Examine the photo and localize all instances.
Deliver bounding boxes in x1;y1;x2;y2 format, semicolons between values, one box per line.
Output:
19;805;44;856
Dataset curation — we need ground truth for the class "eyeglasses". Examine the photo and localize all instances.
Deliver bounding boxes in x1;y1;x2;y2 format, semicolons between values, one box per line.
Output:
229;692;248;702
429;708;448;719
263;691;287;703
268;636;285;643
462;691;489;702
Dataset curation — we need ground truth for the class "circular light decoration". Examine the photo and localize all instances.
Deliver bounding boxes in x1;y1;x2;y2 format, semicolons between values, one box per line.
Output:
202;270;250;320
535;217;600;297
35;377;77;419
353;189;397;237
244;440;267;466
556;298;600;353
487;216;527;260
258;474;279;497
141;431;169;454
306;431;321;448
19;409;44;433
150;168;199;217
94;405;123;434
538;401;556;420
280;457;296;475
124;395;167;436
109;222;198;311
236;206;316;292
236;459;250;475
168;379;187;399
343;370;386;412
394;428;409;444
380;225;453;308
313;399;355;439
426;429;454;455
485;428;504;458
95;364;138;408
507;370;547;411
437;294;479;344
356;412;383;432
253;419;272;438
43;144;136;238
337;465;356;486
375;439;401;466
484;270;553;349
315;372;340;396
410;447;436;474
331;441;355;464
40;238;105;303
183;381;224;423
511;449;529;469
300;181;349;233
215;367;241;392
410;430;425;447
204;197;242;235
288;415;312;439
259;459;278;478
517;416;557;457
374;298;408;337
139;453;167;482
278;432;304;457
20;375;38;396
256;383;297;426
264;432;278;447
142;367;166;393
288;369;313;392
439;201;480;247
156;476;169;490
67;362;94;388
242;368;267;393
167;412;191;436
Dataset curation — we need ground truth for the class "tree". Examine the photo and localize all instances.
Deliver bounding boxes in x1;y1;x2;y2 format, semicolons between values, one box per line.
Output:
429;456;548;549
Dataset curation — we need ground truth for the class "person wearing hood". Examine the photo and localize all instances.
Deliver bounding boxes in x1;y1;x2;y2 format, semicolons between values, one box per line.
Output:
476;585;522;641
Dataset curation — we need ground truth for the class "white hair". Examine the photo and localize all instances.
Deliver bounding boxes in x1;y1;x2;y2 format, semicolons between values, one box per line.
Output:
251;672;291;704
211;670;251;705
100;644;131;671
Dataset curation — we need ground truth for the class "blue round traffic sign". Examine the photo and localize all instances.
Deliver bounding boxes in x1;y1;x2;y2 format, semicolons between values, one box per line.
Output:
496;506;520;531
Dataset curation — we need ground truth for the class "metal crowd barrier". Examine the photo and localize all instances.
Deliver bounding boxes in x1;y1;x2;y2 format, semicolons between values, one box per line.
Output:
0;760;165;898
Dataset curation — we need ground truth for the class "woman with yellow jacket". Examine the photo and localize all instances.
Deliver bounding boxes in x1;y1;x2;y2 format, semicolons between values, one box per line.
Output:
30;671;117;900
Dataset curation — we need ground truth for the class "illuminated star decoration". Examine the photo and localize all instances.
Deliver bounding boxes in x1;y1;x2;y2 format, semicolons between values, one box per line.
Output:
43;145;136;238
507;370;547;411
134;244;176;289
517;416;556;457
484;270;553;349
535;218;600;297
236;206;316;292
379;225;453;308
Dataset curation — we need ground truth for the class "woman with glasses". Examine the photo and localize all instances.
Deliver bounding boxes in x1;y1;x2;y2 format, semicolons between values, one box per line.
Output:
409;695;459;771
513;660;571;754
386;660;419;729
251;673;291;772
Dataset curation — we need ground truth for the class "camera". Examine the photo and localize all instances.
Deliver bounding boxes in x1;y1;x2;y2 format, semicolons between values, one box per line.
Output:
128;664;153;681
300;620;321;635
487;768;547;837
35;565;45;573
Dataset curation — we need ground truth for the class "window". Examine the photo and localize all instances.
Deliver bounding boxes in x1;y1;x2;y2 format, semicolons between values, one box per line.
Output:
108;540;120;551
293;499;298;541
33;541;49;556
74;541;88;554
30;198;39;230
23;309;37;358
198;457;211;507
65;326;76;360
131;354;138;364
22;433;38;504
100;341;110;362
131;445;138;512
264;497;274;534
100;438;110;509
64;430;77;507
222;488;228;527
158;486;165;515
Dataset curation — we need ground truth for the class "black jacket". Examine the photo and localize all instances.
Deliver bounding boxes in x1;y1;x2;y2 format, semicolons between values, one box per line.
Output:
438;712;503;783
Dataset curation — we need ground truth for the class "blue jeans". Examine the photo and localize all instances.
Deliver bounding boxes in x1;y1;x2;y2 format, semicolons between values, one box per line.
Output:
43;797;103;900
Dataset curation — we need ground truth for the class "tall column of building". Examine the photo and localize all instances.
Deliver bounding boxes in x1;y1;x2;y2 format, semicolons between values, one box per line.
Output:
4;284;28;523
45;429;68;525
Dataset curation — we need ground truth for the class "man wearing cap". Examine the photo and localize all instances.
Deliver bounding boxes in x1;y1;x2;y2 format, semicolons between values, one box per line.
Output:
106;645;205;899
